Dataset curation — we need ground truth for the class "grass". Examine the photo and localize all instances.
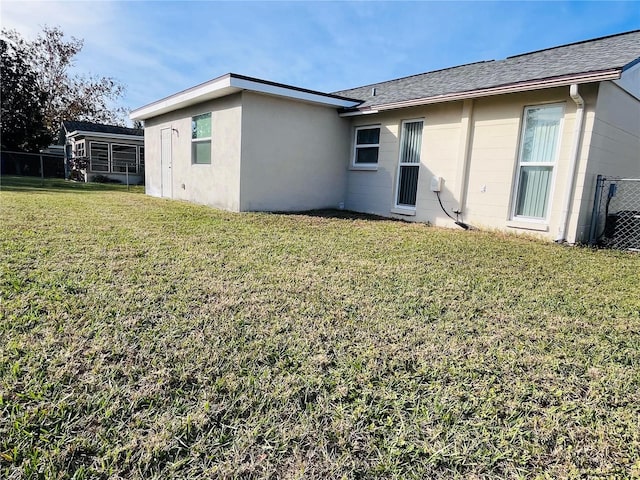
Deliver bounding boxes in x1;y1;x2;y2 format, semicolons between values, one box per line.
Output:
1;175;639;479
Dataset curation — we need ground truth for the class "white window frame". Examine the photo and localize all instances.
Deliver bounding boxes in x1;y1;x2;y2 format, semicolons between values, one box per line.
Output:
192;112;212;165
510;103;564;223
111;143;138;174
394;118;424;211
352;125;381;169
74;140;85;158
89;141;110;172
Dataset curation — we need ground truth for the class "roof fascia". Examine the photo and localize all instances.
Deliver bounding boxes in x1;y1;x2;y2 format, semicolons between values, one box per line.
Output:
341;69;622;116
229;76;361;108
66;131;143;141
130;75;235;121
622;56;640;72
130;73;361;121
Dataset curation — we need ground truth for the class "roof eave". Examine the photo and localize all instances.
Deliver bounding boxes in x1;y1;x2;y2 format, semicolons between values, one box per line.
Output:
340;69;622;116
130;73;361;121
66;130;144;141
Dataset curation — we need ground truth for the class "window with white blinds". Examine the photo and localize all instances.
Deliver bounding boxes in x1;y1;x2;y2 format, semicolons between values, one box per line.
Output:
395;120;423;208
513;104;563;220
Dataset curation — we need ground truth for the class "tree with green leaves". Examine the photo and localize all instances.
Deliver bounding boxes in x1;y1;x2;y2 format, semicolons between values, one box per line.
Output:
1;26;128;150
0;37;51;151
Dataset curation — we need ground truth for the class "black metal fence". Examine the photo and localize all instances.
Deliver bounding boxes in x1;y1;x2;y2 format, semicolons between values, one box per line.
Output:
589;175;640;251
1;150;65;179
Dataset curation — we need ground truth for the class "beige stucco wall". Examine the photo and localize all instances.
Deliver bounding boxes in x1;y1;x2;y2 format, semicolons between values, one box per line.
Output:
143;94;243;211
572;77;640;242
238;91;350;212
345;86;600;242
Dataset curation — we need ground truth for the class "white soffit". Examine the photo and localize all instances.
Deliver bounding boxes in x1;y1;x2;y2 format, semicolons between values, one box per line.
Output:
130;75;237;121
130;74;360;120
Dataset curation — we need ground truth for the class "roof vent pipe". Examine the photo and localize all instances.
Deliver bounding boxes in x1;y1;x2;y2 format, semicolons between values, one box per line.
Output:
371;87;377;96
556;84;585;243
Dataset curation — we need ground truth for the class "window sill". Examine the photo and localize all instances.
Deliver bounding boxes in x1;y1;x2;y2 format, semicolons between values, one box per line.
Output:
391;207;416;216
506;220;549;232
349;165;378;171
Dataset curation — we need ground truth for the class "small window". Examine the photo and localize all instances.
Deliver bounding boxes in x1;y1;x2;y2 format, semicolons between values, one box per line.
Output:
192;113;211;164
75;141;85;158
353;126;380;166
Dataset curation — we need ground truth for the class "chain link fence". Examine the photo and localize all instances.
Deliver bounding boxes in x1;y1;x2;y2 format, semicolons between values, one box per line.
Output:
1;150;65;179
589;175;640;251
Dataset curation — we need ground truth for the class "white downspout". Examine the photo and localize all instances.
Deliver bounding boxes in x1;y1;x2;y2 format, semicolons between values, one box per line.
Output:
556;84;585;242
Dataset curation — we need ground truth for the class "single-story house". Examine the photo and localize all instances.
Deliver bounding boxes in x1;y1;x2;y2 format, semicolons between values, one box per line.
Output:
130;30;640;243
60;120;145;183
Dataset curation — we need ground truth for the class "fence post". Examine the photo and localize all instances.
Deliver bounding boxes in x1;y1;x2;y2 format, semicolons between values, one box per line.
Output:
39;154;44;187
588;175;604;246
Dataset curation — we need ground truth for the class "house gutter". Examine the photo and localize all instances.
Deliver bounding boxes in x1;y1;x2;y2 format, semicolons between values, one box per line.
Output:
340;69;620;116
556;84;585;243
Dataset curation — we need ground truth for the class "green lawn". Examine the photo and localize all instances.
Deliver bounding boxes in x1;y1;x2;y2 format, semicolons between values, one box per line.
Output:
1;176;639;479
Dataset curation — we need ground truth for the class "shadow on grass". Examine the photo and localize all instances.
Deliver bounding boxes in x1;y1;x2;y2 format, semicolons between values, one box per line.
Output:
274;208;405;222
0;176;144;194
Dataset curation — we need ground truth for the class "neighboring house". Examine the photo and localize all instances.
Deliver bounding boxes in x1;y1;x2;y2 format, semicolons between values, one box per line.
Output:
60;120;145;183
130;30;640;243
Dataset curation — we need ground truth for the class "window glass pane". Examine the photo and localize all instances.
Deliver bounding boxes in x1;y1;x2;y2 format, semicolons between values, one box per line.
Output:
398;165;419;206
400;121;423;164
355;147;379;164
112;145;137;172
90;142;109;171
90;142;109;160
139;147;145;167
192;113;211;139
192;141;211;164
521;105;562;163
356;128;380;145
515;166;552;218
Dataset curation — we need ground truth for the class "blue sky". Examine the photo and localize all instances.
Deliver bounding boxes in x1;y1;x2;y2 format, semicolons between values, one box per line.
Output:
2;1;639;124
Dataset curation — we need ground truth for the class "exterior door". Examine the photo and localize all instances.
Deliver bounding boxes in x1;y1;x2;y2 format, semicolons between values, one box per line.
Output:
160;128;172;198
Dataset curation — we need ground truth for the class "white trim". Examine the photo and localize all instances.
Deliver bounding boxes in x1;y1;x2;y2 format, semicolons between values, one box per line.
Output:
390;207;416;216
348;70;621;115
339;109;379;117
510;103;565;222
230;77;359;108
66;130;143;141
130;73;361;121
394;118;424;209
352;125;381;169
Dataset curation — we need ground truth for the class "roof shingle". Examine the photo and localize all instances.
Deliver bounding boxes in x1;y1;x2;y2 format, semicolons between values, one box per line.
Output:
62;120;143;137
334;30;640;109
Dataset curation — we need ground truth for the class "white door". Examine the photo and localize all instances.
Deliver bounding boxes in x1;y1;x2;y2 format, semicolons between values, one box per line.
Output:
160;128;172;198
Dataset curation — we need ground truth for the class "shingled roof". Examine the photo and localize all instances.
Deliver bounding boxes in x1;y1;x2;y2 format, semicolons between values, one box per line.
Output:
334;30;640;111
62;120;143;137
